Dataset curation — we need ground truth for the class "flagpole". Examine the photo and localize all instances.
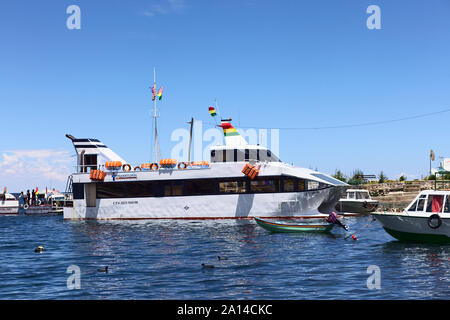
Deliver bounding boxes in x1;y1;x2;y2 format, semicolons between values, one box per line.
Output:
153;67;158;164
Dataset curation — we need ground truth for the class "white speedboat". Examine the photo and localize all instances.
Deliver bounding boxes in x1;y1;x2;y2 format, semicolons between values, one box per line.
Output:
336;189;378;215
0;193;19;215
372;190;450;243
63;110;348;220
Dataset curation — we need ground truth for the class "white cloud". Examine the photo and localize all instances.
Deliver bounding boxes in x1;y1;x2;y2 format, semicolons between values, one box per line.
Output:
141;0;186;17
0;149;73;192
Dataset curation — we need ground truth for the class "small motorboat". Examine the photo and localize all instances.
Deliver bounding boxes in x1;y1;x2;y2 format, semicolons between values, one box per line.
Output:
336;189;378;215
372;190;450;243
254;217;334;233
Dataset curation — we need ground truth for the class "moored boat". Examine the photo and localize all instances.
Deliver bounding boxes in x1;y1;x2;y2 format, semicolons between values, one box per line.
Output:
336;189;378;215
372;190;450;243
0;192;19;215
254;216;334;233
62;90;348;220
23;205;53;215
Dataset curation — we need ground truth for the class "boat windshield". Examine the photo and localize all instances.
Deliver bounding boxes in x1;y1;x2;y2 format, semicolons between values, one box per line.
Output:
408;194;427;212
310;173;347;186
356;192;369;200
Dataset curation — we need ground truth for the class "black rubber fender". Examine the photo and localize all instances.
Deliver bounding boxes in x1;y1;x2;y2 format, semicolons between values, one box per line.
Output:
428;214;442;229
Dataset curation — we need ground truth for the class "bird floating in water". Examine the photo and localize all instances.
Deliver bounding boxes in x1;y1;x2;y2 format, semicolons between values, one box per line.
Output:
201;263;214;269
217;256;228;261
97;266;109;273
34;246;45;253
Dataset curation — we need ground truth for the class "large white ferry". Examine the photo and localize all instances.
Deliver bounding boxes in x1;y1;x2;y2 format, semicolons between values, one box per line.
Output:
63;116;348;220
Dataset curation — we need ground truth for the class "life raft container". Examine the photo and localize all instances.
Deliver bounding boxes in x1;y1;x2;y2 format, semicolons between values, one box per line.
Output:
190;161;210;168
242;163;259;180
105;161;122;170
160;158;177;169
90;169;106;181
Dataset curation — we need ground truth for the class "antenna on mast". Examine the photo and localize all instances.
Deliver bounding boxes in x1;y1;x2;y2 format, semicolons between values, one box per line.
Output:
187;117;194;162
151;67;160;164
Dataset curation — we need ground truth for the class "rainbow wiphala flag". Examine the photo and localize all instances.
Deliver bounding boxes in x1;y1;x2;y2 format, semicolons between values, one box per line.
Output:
151;85;156;101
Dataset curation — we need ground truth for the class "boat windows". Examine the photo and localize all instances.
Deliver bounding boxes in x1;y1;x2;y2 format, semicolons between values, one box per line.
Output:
97;182;126;198
250;178;280;193
348;192;355;199
407;200;418;211
444;196;450;213
307;181;320;190
185;179;216;196
298;179;306;191
416;197;426;212
356;192;369;200
172;181;184;196
157;181;172;197
87;175;328;199
210;148;280;163
426;195;444;213
283;177;295;192
218;179;247;194
73;183;84;200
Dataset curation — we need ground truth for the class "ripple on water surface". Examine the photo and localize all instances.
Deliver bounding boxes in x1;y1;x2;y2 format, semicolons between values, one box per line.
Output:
0;215;449;299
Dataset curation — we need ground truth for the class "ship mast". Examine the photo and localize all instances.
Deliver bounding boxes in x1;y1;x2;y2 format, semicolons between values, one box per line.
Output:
153;67;159;164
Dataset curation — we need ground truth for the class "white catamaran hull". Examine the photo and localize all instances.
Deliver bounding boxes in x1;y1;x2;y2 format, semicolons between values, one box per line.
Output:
64;188;341;220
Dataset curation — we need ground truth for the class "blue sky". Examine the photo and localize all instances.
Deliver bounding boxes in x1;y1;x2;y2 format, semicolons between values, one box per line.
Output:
1;0;450;191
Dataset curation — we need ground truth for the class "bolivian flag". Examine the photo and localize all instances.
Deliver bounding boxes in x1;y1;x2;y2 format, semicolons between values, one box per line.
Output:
218;121;239;136
36;187;39;195
2;187;6;195
156;87;163;100
209;106;217;117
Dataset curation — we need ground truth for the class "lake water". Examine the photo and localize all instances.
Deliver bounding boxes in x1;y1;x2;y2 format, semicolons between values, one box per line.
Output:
0;215;449;299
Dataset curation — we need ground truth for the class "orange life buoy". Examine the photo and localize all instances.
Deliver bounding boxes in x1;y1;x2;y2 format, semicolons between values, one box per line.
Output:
150;163;159;171
178;162;188;170
122;164;132;172
134;166;142;171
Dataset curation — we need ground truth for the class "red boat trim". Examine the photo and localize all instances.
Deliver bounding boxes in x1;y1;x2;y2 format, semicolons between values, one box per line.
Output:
63;214;360;221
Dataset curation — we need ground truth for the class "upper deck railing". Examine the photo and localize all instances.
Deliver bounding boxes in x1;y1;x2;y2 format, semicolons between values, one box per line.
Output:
73;162;211;174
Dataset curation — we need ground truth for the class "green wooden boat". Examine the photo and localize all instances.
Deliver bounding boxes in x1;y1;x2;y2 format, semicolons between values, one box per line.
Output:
254;217;334;233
